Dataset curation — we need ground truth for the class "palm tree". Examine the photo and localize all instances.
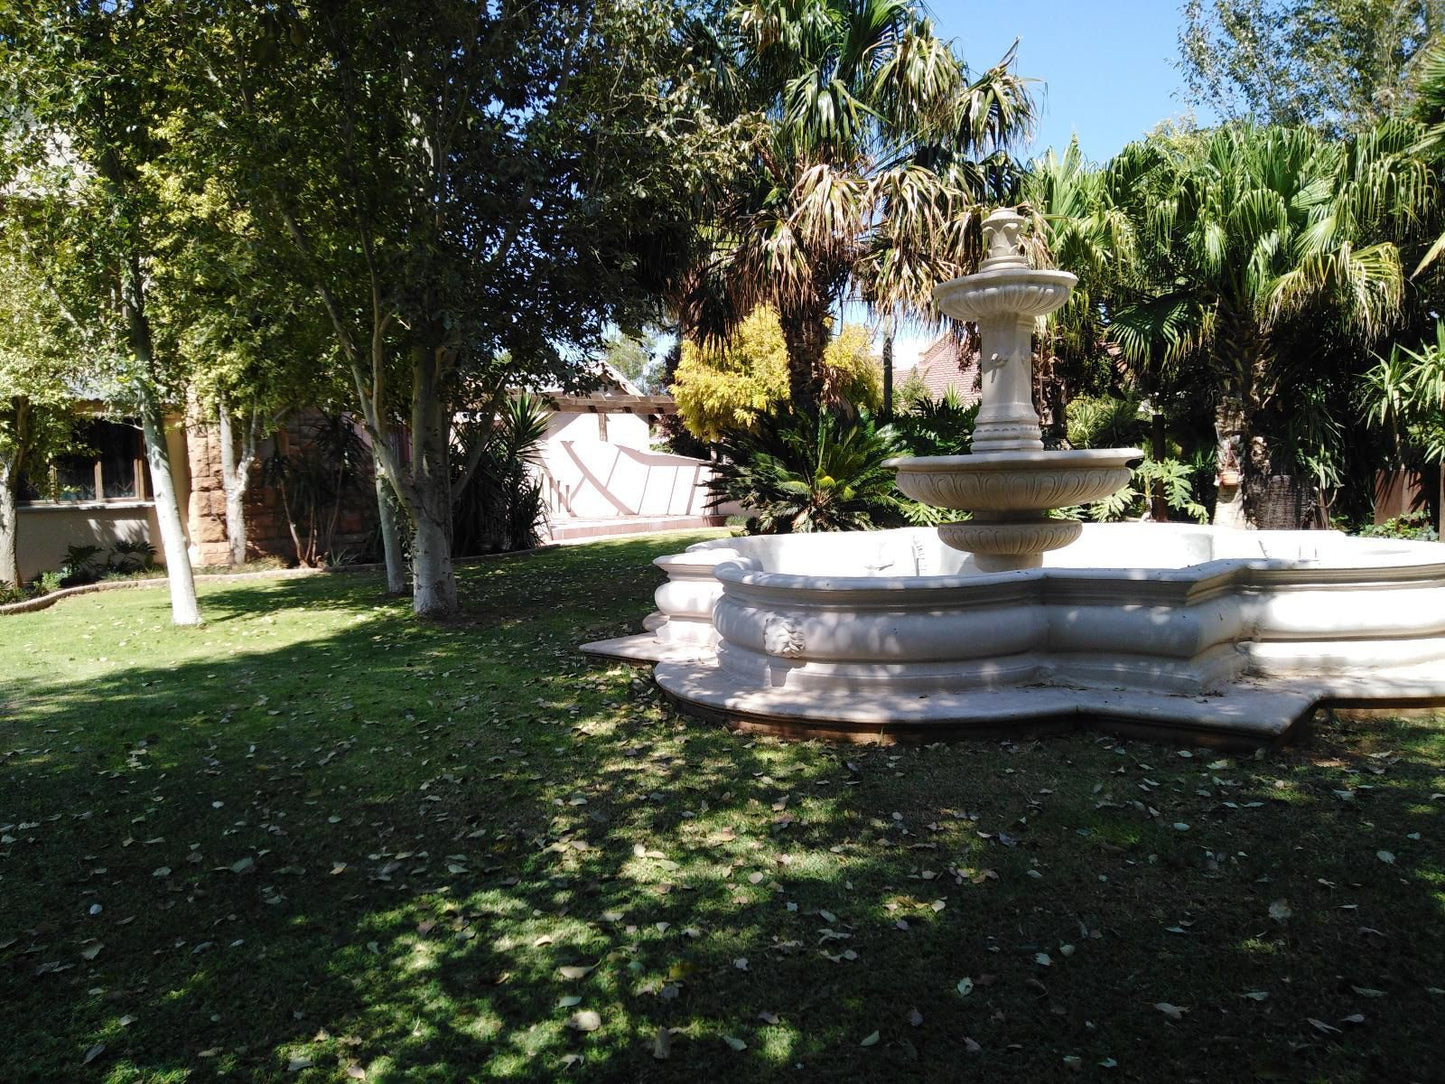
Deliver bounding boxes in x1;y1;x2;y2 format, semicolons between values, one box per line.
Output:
681;0;1034;413
1102;122;1430;526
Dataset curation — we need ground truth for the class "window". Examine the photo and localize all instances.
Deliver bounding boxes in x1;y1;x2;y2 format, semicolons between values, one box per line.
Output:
19;419;149;504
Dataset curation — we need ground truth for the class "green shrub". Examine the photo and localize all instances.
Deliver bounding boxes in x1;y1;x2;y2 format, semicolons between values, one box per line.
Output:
452;392;550;556
59;544;105;586
708;408;908;533
110;538;157;572
1359;511;1439;541
890;391;978;458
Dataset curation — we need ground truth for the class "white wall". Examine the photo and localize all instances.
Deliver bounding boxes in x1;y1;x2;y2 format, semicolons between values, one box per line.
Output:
537;410;713;521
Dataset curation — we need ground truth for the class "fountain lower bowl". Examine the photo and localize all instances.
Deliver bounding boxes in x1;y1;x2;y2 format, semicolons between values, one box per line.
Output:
582;524;1445;746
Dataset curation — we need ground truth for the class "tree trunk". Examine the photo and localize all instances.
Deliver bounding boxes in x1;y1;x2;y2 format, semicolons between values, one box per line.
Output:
881;327;894;421
1149;410;1170;523
411;491;455;616
408;347;457;617
1212;393;1248;529
123;253;201;626
138;384;202;625
216;396;256;567
373;452;406;595
779;303;828;414
0;451;18;588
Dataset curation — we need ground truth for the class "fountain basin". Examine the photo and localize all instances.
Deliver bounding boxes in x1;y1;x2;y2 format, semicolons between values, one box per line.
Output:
583;525;1445;746
932;266;1077;320
888;448;1142;512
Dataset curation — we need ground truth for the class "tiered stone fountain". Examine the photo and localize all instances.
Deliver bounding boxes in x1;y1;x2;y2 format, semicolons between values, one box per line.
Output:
888;208;1140;571
583;208;1445;747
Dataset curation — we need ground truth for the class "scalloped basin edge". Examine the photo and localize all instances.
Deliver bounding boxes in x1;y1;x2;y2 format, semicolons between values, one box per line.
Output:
580;524;1445;746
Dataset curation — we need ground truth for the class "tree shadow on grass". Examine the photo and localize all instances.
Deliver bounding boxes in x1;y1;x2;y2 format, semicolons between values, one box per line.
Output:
1;537;1443;1082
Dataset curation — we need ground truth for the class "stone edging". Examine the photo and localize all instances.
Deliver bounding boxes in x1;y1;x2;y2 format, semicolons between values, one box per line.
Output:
0;566;326;617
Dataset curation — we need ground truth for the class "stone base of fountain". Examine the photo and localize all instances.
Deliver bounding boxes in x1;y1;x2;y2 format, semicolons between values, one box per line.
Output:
582;524;1445;747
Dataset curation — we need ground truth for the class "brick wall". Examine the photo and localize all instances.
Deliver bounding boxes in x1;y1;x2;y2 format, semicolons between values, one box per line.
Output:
185;409;380;568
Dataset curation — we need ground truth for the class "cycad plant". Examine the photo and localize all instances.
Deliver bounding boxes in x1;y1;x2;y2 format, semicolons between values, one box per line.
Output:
708;408;907;533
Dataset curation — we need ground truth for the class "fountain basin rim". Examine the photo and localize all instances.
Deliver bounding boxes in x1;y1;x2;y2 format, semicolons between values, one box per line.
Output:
886;447;1144;471
710;548;1445;603
932;266;1078;298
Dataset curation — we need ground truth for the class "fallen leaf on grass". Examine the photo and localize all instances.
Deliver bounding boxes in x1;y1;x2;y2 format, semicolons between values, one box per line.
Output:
1154;1002;1187;1020
652;1028;671;1060
907;1008;923;1027
1242;991;1270;1001
859;1031;880;1047
557;996;582;1008
558;964;595;980
1308;1017;1341;1035
1269;900;1292;922
82;1043;104;1066
567;1010;602;1032
79;940;103;961
1376;850;1395;865
723;1035;747;1052
964;1037;982;1054
956;977;974;997
288;1056;315;1070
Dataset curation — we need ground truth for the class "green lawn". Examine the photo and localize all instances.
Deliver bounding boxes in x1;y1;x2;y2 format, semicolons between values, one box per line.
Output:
1;531;1443;1083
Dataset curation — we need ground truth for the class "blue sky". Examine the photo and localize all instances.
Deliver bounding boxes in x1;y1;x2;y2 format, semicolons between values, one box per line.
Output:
930;0;1216;163
881;1;1214;367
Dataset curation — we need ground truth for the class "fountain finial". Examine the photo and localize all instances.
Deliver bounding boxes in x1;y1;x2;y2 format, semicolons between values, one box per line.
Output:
979;207;1029;271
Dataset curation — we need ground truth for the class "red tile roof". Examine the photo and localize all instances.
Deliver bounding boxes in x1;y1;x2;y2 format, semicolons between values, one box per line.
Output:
896;333;981;405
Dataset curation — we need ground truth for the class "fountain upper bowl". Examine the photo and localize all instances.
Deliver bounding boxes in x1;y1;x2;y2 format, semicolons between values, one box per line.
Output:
887;447;1143;512
934;267;1078;321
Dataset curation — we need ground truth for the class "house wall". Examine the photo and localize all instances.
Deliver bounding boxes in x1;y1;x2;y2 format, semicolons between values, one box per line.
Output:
14;501;162;582
184;410;379;567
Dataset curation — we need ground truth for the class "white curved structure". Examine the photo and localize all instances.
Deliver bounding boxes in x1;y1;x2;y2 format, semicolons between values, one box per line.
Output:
584;525;1445;745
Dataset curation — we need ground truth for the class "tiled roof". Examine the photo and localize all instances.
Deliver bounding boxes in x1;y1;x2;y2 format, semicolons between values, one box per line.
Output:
896;334;981;405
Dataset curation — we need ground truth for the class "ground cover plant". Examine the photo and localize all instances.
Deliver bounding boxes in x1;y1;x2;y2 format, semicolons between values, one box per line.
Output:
1;530;1443;1082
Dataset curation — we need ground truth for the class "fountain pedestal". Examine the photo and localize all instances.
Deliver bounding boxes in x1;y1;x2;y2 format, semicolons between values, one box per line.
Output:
888;208;1140;571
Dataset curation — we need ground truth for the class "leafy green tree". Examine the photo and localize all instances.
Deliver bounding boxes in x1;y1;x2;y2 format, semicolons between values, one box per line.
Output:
206;0;731;616
673;305;789;441
153;172;344;568
1180;0;1445;135
602;329;670;395
1;2;207;624
672;307;882;440
679;0;1035;413
0;221;73;587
